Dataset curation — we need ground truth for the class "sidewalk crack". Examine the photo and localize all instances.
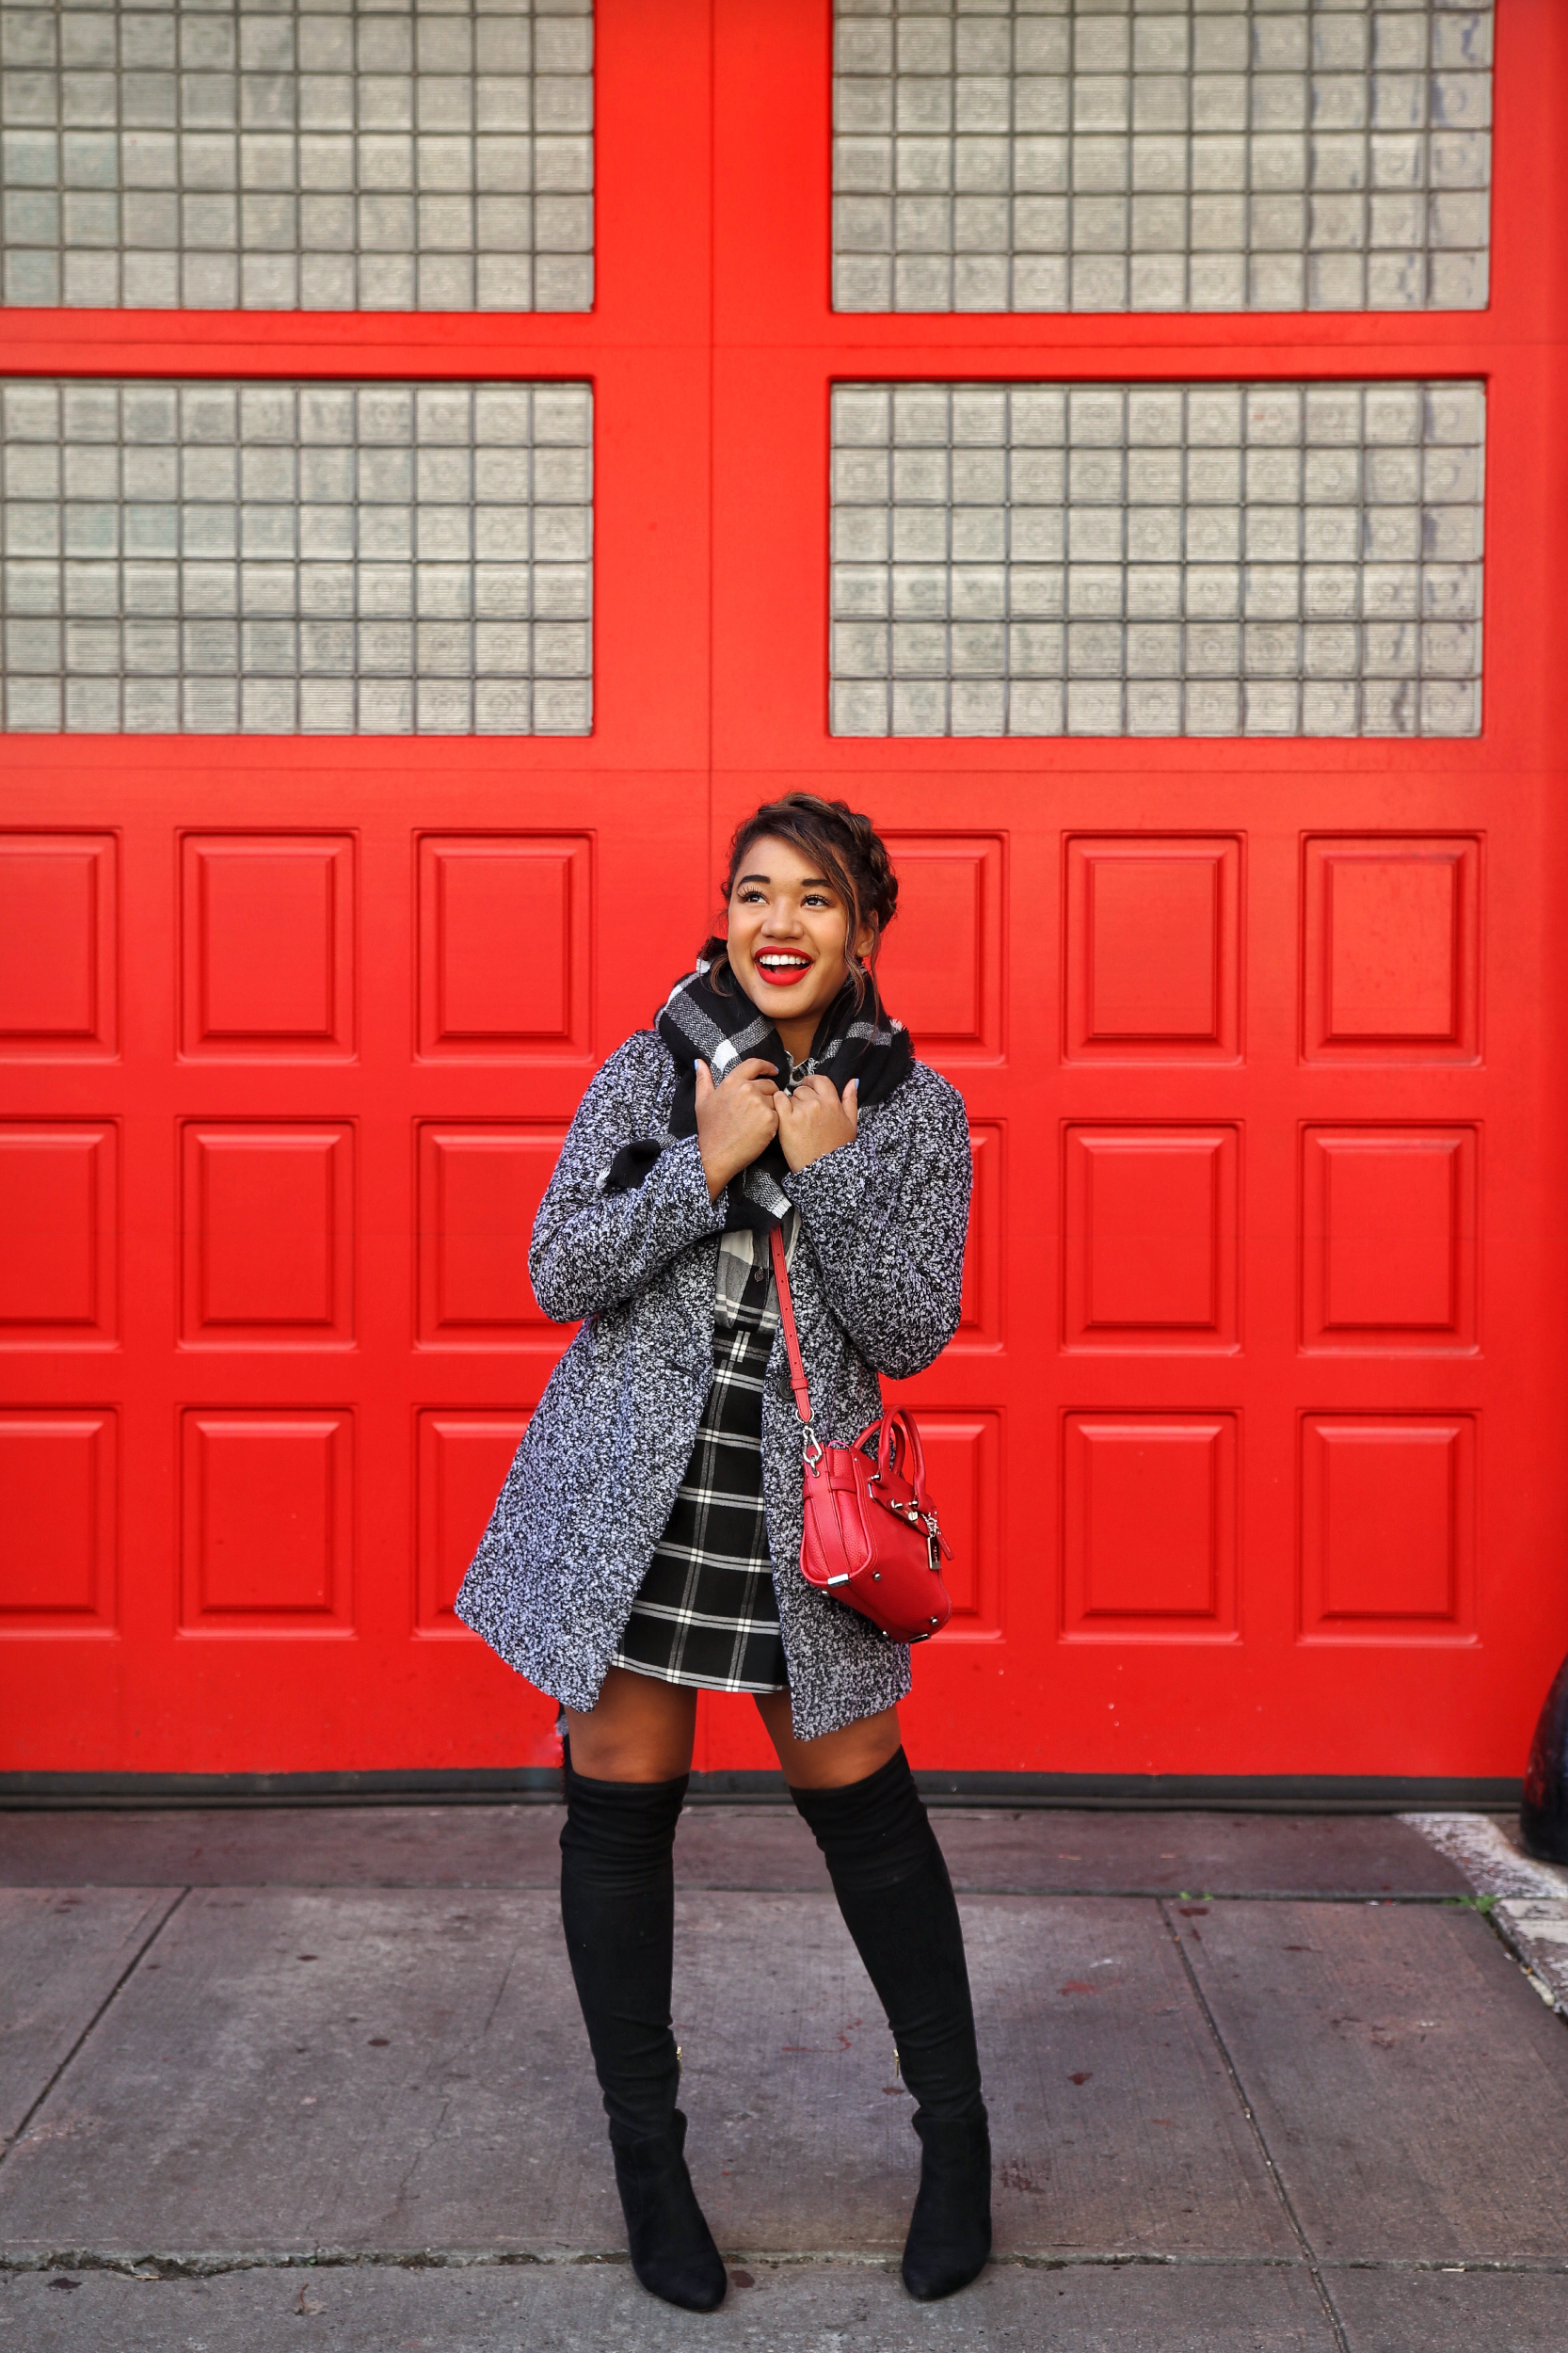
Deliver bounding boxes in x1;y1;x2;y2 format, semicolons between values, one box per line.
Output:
1159;1897;1352;2353
0;1888;190;2178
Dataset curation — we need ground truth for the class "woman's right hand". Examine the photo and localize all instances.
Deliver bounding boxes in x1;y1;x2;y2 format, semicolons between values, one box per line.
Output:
696;1058;780;1201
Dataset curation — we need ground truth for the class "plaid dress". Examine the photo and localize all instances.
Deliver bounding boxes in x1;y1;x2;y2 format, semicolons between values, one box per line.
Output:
612;1253;787;1695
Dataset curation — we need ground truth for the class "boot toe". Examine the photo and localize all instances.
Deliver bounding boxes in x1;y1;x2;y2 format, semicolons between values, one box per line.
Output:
900;2113;991;2302
612;2124;728;2313
901;2239;990;2302
635;2245;728;2313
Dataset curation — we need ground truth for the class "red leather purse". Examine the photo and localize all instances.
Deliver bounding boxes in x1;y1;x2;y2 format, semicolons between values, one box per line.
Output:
769;1227;953;1643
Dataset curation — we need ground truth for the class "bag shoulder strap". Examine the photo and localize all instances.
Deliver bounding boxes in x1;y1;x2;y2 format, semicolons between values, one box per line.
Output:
768;1225;813;1429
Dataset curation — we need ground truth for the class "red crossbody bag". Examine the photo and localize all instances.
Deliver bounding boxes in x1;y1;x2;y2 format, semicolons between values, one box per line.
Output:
768;1226;953;1644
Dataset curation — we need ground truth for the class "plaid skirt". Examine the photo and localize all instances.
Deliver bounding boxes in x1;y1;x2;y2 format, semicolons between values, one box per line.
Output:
612;1275;787;1695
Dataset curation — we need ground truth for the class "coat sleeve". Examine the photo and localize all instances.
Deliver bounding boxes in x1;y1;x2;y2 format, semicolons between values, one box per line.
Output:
529;1037;727;1322
782;1067;971;1380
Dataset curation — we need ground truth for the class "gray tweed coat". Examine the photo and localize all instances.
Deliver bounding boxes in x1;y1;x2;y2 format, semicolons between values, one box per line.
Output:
455;1030;972;1740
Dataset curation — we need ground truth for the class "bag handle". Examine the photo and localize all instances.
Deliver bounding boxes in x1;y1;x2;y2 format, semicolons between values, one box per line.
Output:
879;1405;928;1500
768;1225;814;1432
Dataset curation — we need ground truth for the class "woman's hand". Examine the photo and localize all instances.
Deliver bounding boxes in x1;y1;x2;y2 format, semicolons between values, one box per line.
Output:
776;1074;859;1173
696;1058;781;1201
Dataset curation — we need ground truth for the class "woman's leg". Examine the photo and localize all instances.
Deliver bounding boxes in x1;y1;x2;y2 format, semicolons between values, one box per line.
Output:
558;1670;724;2313
559;1672;696;2143
753;1691;902;1789
563;1663;699;1782
756;1691;990;2304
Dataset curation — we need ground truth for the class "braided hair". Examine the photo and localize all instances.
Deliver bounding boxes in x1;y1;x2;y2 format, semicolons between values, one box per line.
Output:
699;793;899;1005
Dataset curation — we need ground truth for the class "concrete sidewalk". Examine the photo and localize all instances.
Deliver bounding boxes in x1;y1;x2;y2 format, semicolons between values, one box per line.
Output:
3;1802;1567;2350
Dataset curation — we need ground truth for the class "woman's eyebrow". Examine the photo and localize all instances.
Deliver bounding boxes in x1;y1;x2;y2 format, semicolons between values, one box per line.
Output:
736;872;832;889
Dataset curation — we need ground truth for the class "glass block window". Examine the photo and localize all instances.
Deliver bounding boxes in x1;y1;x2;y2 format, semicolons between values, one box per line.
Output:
830;378;1482;736
0;0;593;311
1;378;592;731
834;1;1492;312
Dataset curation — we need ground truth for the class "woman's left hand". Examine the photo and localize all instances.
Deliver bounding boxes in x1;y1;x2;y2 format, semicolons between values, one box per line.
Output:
776;1074;859;1172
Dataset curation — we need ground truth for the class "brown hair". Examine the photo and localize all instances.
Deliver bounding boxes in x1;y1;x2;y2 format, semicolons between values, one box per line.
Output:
699;794;899;1003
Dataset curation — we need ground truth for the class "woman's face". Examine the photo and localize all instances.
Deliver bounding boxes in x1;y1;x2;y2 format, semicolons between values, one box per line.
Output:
724;834;875;1044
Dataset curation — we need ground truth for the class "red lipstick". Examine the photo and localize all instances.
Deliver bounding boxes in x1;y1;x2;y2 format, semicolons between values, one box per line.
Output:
753;948;813;987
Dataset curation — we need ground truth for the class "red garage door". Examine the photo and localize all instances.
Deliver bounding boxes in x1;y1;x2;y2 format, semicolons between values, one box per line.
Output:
3;0;1567;1788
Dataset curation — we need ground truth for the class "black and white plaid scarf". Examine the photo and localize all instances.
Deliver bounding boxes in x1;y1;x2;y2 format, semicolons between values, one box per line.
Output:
658;957;913;1222
600;959;913;1321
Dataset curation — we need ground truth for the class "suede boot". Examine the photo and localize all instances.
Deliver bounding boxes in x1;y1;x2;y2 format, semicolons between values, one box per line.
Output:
560;1761;726;2313
791;1751;990;2301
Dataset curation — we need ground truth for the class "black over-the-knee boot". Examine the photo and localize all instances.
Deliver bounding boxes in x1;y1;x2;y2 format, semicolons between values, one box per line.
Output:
559;1760;726;2313
791;1750;990;2301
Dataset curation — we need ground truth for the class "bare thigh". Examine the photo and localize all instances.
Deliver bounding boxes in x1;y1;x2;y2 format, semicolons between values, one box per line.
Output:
754;1691;902;1789
563;1666;699;1782
564;1673;901;1790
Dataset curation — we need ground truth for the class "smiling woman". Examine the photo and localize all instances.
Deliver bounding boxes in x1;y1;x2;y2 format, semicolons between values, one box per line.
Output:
712;798;890;1040
454;792;986;2314
691;804;897;1192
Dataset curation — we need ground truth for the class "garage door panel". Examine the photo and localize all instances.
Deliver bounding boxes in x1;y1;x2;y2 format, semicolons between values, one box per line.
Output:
1064;1126;1240;1353
1302;1127;1478;1353
181;1123;354;1347
181;836;356;1060
179;1409;354;1633
417;834;593;1062
1064;1413;1240;1644
1300;1414;1477;1643
415;1125;566;1346
1302;837;1480;1062
0;1122;117;1347
0;834;118;1059
1065;839;1242;1063
0;1410;117;1629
